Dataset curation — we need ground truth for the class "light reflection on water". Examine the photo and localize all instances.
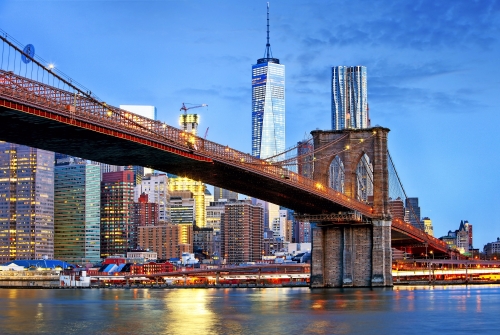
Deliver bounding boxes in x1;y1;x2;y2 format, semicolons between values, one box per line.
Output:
1;285;500;334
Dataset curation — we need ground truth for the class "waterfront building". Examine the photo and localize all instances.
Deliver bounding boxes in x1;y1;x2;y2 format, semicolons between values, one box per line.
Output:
100;171;135;258
137;223;193;260
54;163;101;264
0;143;54;262
169;177;206;227
484;238;500;258
439;220;473;255
221;201;263;264
422;217;434;236
331;66;369;130
134;173;170;222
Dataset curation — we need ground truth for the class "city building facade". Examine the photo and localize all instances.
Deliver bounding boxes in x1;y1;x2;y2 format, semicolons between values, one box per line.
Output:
100;171;135;258
134;173;170;222
54;163;101;264
221;201;263;264
169;178;206;227
0;143;54;262
137;223;193;260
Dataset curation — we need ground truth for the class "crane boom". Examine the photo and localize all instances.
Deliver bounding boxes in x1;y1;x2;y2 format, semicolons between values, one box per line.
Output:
180;102;208;115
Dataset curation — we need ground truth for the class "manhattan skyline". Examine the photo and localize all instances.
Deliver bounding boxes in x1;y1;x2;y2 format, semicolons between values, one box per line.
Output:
1;0;499;247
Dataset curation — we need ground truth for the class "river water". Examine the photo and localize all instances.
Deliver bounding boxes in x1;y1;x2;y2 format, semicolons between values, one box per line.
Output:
1;285;499;334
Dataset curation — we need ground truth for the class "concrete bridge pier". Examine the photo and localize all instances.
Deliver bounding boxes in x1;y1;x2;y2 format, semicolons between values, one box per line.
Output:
311;221;392;288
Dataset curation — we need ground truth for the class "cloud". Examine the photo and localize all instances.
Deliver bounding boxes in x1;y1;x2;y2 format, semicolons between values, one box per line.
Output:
291;0;500;51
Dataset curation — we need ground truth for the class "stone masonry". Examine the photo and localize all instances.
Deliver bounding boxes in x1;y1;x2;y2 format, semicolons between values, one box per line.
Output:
310;127;393;288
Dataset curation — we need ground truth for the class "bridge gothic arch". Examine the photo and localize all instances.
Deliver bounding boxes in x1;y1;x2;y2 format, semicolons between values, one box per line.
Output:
311;127;390;219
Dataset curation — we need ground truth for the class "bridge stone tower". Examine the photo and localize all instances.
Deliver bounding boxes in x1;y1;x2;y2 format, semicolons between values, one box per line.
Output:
310;126;393;287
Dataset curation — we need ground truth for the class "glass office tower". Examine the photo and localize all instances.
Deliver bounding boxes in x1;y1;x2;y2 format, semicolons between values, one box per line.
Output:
54;163;101;264
251;3;285;160
331;66;369;130
0;142;54;262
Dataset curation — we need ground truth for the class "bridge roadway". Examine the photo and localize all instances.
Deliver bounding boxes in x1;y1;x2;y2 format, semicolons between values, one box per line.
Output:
0;70;371;216
0;70;449;254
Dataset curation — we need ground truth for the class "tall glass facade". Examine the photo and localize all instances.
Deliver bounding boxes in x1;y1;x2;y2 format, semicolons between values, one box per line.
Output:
54;164;101;264
0;142;54;262
331;66;369;130
252;61;285;159
169;177;206;227
100;171;135;258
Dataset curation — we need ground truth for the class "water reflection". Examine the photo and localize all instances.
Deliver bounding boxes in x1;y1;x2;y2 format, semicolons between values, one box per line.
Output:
1;286;500;334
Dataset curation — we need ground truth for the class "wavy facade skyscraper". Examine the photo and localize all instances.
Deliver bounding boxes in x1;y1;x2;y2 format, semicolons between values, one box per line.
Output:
331;66;369;130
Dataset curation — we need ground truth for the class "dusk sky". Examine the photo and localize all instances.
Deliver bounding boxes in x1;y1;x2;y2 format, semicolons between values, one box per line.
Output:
2;0;500;247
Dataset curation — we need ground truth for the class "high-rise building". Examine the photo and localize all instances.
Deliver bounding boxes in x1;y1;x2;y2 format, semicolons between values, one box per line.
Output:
422;217;434;237
405;197;421;228
134;193;159;226
100;171;135;257
331;66;369;130
294;220;311;243
389;197;405;222
0;143;54;262
138;223;192;260
54;163;101;264
134;173;170;222
170;191;195;225
206;200;229;232
213;187;238;201
169;178;206;227
221;201;263;264
252;3;285;159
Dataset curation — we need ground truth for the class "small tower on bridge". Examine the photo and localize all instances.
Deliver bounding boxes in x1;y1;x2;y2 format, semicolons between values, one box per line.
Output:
309;126;393;288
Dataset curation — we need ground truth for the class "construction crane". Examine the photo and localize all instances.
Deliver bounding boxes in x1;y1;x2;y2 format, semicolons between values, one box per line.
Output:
180;102;207;115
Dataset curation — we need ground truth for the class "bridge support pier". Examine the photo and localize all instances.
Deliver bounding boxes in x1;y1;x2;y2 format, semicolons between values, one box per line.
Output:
311;220;393;288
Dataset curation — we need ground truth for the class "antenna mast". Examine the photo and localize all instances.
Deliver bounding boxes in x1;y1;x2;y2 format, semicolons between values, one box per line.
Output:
257;2;279;64
266;2;272;59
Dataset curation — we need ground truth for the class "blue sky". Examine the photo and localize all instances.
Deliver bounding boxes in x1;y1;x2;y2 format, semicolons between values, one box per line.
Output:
2;0;500;248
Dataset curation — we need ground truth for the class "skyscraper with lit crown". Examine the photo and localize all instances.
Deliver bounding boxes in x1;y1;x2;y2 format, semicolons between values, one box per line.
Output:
252;3;285;159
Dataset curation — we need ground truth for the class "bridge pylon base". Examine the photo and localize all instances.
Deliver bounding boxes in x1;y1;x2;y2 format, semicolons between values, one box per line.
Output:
310;220;393;288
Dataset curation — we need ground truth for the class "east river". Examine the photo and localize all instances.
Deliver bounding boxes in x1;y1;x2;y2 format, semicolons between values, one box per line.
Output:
1;285;500;334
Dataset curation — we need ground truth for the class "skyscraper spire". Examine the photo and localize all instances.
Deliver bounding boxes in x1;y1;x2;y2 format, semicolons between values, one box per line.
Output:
265;2;272;59
258;2;279;64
